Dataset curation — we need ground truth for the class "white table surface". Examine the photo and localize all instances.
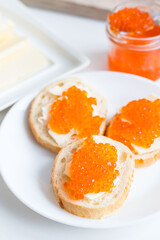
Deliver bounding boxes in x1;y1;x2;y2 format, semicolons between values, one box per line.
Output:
1;4;160;239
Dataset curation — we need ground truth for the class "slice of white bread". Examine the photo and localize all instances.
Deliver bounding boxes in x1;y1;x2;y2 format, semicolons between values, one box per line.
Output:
107;95;160;168
29;77;107;153
51;135;134;219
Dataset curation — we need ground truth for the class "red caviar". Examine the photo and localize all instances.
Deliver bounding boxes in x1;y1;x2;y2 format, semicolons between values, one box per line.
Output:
107;5;160;81
64;136;119;200
107;98;160;151
108;46;160;80
108;8;154;34
48;86;105;137
129;24;160;38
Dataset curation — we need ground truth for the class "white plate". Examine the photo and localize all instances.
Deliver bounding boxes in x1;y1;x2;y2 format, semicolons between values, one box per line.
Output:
0;0;89;111
1;71;160;229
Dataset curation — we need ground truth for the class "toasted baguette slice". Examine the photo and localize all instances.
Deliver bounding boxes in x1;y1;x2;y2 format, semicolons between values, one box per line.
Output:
106;95;160;168
51;135;134;219
29;77;107;153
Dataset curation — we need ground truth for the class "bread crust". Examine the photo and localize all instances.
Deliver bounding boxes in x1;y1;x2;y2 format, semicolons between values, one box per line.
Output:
51;136;134;219
29;78;107;153
135;149;160;168
53;170;134;219
29;95;61;153
106;115;160;168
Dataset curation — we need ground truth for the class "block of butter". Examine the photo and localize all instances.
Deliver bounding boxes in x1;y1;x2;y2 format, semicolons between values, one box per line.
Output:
0;19;50;91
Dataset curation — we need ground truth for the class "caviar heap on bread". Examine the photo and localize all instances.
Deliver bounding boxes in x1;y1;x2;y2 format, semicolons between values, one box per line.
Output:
49;86;104;137
29;78;107;153
107;2;160;80
52;135;134;219
64;136;119;200
106;96;160;168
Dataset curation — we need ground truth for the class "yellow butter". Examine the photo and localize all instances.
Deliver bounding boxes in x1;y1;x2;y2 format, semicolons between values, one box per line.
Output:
0;19;50;91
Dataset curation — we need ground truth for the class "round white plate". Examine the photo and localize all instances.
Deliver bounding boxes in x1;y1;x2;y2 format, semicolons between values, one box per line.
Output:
1;71;160;228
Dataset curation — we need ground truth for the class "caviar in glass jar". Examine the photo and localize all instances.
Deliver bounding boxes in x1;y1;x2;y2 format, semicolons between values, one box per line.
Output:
106;1;160;81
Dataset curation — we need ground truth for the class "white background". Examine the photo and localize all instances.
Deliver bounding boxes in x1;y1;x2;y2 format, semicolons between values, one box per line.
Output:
0;4;160;239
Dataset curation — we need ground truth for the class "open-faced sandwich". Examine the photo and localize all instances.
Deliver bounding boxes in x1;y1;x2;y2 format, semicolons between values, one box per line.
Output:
106;95;160;168
52;135;134;219
29;78;107;153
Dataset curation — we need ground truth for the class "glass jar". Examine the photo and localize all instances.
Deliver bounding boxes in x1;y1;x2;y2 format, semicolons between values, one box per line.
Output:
106;1;160;81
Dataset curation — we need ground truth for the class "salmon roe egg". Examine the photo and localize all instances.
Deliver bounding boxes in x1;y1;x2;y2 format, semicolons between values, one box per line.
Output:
64;136;119;200
107;99;160;150
48;86;105;137
108;7;154;34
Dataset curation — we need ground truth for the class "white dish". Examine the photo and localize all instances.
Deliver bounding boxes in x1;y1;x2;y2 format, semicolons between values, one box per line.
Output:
0;0;89;111
1;71;160;229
